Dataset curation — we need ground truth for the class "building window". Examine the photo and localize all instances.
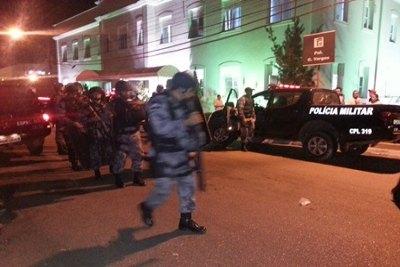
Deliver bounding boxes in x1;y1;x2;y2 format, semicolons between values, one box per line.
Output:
160;15;172;44
363;0;374;30
83;37;91;58
335;0;349;22
220;64;241;97
389;13;398;43
223;7;241;31
189;6;204;38
118;26;128;50
269;0;295;24
358;62;370;98
61;45;67;62
137;17;144;46
72;41;79;60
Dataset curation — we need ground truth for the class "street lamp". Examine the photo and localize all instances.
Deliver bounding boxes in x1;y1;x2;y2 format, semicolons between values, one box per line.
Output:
8;27;24;40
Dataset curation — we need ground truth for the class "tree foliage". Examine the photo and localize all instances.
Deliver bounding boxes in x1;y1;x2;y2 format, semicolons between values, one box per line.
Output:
266;17;317;86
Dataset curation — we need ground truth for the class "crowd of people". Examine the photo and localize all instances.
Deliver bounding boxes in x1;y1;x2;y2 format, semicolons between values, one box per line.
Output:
335;87;382;105
50;81;145;187
49;72;208;234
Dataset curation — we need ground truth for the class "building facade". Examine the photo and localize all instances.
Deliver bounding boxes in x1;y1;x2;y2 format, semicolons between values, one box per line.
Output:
53;0;400;111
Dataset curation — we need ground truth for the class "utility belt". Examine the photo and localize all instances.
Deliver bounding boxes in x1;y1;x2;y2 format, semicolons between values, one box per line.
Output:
154;144;182;152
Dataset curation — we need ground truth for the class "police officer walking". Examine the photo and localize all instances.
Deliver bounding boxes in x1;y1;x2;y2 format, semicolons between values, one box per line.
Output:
109;80;146;188
58;83;91;170
237;87;256;151
87;86;114;179
139;72;206;234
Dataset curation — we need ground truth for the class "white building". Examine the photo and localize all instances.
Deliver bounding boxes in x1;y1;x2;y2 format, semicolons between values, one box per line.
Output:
53;0;400;111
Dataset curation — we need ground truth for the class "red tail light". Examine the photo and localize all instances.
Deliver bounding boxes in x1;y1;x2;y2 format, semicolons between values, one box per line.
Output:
42;113;50;122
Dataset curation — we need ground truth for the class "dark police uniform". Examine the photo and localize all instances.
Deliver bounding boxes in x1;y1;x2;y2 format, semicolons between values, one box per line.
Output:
139;72;206;234
109;81;146;188
87;87;114;179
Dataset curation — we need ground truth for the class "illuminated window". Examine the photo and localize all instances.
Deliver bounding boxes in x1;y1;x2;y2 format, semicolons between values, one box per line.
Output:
72;41;79;60
389;13;398;43
61;45;67;62
363;0;374;29
83;37;91;58
223;7;241;31
220;64;241;97
160;15;172;44
335;0;349;22
118;26;128;50
269;0;295;24
358;62;370;98
137;17;144;46
188;6;204;38
264;63;279;85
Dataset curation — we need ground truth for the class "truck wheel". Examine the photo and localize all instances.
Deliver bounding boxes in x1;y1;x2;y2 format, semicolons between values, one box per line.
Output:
340;144;369;156
26;138;44;155
208;118;236;147
303;132;336;161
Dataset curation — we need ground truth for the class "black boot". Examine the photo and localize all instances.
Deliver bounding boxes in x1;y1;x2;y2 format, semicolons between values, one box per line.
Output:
114;173;124;188
94;169;101;180
178;213;206;234
132;172;145;186
139;202;153;226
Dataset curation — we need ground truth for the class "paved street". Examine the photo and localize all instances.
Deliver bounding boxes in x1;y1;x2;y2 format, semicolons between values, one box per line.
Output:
0;132;399;266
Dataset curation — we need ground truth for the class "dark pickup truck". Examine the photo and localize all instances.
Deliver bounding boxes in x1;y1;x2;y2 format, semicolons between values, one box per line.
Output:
208;85;400;161
0;90;52;155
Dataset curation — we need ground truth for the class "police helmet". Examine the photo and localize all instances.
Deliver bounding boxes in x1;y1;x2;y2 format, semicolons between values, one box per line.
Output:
89;86;104;95
170;72;196;91
65;83;79;94
115;80;131;93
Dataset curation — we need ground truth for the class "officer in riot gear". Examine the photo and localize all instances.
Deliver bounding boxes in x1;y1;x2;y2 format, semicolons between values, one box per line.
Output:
139;72;207;234
109;80;146;188
87;86;114;179
58;83;91;170
237;87;256;151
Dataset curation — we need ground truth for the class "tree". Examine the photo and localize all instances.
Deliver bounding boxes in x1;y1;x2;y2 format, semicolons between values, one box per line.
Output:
266;17;318;86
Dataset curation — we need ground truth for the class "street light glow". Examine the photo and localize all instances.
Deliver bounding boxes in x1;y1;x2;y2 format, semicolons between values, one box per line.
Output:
8;28;24;40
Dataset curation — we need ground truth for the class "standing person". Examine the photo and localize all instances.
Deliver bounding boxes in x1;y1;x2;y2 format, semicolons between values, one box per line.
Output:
155;84;164;95
369;93;381;104
236;87;256;151
334;86;345;105
213;94;224;111
108;80;146;188
368;89;381;104
87;86;114;179
58;83;89;171
50;82;67;155
139;72;207;234
348;90;363;105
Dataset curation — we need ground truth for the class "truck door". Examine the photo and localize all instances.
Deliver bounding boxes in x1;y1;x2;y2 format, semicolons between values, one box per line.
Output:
264;91;303;138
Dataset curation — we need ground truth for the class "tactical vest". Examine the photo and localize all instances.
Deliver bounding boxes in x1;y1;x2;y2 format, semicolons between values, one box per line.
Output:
243;97;254;118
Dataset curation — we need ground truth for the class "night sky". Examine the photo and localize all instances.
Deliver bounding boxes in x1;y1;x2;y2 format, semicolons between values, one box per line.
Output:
0;0;97;68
